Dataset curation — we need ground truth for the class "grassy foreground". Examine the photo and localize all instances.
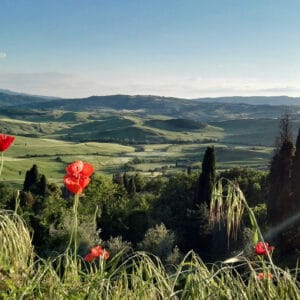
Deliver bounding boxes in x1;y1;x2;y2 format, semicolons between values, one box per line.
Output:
0;210;299;299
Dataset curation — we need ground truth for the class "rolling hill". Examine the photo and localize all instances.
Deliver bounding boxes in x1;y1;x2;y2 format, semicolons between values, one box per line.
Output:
1;92;300;121
1;90;300;181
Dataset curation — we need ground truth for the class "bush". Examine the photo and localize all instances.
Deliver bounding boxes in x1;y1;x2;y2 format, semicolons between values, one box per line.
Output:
104;236;132;258
138;223;179;263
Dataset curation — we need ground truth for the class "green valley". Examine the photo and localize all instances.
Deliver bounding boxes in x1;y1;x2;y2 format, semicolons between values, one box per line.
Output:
2;92;300;184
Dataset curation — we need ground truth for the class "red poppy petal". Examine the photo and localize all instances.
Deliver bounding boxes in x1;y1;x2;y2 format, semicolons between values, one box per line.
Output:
257;273;264;280
254;242;273;256
79;176;91;189
102;250;110;260
91;245;103;257
66;161;84;176
81;162;94;177
0;134;15;152
64;175;83;194
257;272;273;280
84;253;94;262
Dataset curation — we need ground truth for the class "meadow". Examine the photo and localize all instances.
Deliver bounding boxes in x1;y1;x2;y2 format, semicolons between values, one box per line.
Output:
0;111;276;185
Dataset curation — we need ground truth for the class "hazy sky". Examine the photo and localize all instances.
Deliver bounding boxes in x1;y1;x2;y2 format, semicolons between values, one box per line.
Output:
1;0;300;98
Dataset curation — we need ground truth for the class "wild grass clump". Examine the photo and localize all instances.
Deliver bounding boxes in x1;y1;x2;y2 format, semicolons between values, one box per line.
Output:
0;209;34;297
0;209;299;299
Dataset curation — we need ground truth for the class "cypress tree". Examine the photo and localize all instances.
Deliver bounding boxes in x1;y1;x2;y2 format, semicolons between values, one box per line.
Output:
134;173;144;192
194;146;216;206
39;174;48;196
287;128;300;251
112;173;124;185
290;129;300;211
187;165;192;175
127;176;136;197
268;115;294;225
23;164;39;192
123;172;128;190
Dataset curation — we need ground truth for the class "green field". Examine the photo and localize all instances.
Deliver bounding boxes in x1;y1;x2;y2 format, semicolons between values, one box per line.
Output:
1;137;273;186
0;111;279;184
1;136;134;184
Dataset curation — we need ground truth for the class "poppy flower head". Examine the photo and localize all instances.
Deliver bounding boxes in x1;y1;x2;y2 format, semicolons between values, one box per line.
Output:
64;161;94;195
66;160;84;176
90;245;103;257
80;162;94;177
254;241;274;256
257;272;273;280
84;245;110;262
64;175;84;195
66;161;94;177
84;253;94;262
0;134;15;152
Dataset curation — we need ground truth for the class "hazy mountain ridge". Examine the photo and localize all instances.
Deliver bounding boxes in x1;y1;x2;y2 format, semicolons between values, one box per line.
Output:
194;95;300;106
0;91;299;121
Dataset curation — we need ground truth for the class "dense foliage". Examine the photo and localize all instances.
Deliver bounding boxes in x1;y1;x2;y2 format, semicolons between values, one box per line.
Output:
0;115;300;297
0;138;298;262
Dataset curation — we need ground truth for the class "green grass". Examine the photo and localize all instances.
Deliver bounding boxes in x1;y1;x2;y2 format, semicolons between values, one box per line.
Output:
211;119;300;146
1;135;274;184
0;209;299;299
1;136;134;183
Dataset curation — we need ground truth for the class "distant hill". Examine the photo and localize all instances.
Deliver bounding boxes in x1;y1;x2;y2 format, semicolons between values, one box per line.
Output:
0;91;300;121
0;91;59;107
0;88;59;99
3;90;300;174
194;96;300;106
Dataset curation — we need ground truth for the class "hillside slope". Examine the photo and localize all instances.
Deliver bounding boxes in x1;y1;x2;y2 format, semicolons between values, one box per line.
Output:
1;92;299;121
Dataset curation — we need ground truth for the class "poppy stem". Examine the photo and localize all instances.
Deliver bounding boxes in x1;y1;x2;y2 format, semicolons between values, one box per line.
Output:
66;193;79;259
0;152;3;178
73;193;79;259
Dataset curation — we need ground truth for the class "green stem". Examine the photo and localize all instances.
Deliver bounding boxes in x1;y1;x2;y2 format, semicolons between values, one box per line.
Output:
0;152;4;178
66;193;79;259
73;193;79;259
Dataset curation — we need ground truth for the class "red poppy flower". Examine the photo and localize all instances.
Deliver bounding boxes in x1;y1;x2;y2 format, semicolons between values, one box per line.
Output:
83;253;95;262
90;245;104;257
66;161;94;177
257;272;273;280
84;245;110;262
254;241;274;256
0;134;15;152
64;175;91;195
64;161;94;194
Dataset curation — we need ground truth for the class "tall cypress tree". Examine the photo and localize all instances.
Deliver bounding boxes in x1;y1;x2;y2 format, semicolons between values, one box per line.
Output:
127;176;136;197
290;128;300;212
268;115;294;225
39;174;48;196
123;172;128;190
23;164;39;192
194;146;216;206
112;173;124;185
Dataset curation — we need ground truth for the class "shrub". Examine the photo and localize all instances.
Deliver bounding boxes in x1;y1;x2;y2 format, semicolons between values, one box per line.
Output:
138;223;178;263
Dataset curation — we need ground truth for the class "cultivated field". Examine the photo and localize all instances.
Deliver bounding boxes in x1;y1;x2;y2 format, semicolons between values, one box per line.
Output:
1;109;287;184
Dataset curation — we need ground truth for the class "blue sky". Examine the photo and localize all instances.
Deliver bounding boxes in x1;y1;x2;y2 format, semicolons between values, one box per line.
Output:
1;0;300;98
